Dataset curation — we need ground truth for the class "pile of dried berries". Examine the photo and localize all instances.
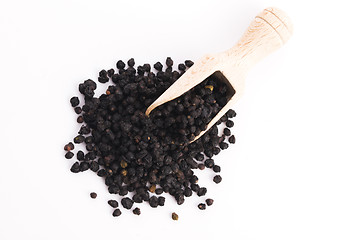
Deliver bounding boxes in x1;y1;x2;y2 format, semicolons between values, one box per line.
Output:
64;58;236;219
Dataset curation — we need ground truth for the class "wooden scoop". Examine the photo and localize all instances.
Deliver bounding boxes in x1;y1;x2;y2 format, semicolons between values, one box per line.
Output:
145;7;293;141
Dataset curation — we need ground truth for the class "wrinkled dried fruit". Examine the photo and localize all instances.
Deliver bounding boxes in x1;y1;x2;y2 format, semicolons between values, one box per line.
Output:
172;212;179;220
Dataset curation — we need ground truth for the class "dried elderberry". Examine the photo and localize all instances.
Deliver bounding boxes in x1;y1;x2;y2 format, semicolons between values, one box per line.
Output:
65;58;238;218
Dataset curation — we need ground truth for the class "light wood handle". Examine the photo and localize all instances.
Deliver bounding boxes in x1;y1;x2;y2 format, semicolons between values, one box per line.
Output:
222;7;293;82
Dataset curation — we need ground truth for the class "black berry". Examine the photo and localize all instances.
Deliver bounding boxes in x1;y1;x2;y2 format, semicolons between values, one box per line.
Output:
65;151;74;159
213;165;221;173
197;187;207;196
116;60;125;69
121;197;134;209
198;203;206;210
74;107;82;114
70;162;80;173
229;135;236;144
213;175;222;184
113;209;121;217
223;128;231;136
108;200;118;208
226;109;236;118
133;207;141;215
185;60;194;68
64;142;74;151
70;97;80;107
226;120;234;128
206;198;214;206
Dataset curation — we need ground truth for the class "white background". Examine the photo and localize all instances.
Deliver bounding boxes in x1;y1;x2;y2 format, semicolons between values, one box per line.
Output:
1;0;359;239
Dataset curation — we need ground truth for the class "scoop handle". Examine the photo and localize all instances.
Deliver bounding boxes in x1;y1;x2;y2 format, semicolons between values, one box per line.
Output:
224;7;293;73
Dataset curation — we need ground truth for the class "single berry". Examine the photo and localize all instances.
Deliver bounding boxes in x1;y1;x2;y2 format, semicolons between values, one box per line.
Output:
121;197;134;209
108;200;119;208
213;175;222;184
113;209;121;217
172;212;179;220
70;97;80;107
198;203;206;210
205;198;214;206
229;135;236;144
64;142;74;151
213;165;221;173
65;151;74;159
133;207;141;215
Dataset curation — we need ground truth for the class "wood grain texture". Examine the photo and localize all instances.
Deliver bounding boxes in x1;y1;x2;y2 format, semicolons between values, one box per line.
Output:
145;7;293;141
